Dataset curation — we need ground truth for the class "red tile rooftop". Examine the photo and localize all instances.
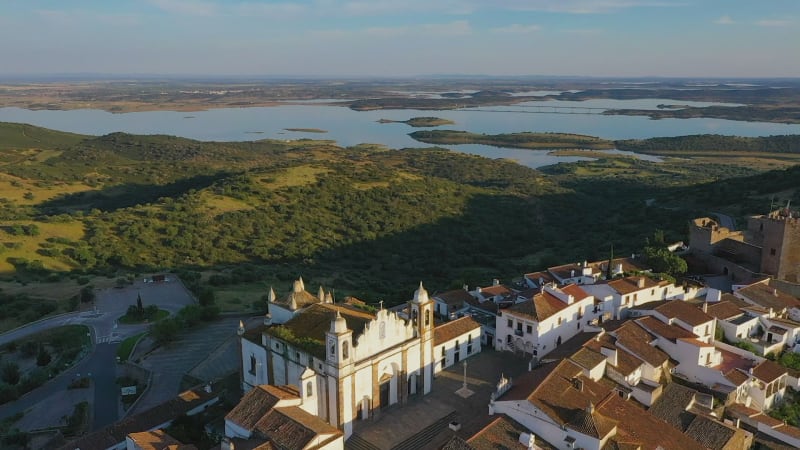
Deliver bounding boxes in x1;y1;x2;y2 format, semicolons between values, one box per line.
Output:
712;347;755;374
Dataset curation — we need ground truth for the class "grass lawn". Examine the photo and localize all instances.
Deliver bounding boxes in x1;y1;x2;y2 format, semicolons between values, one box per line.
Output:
213;281;269;312
118;309;169;324
116;332;145;362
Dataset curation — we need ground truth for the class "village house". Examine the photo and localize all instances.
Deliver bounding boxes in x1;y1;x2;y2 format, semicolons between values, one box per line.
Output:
583;275;694;320
734;278;800;322
433;316;482;373
496;283;597;358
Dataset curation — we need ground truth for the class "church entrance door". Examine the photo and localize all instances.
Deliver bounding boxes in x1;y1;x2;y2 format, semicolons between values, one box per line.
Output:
379;381;390;409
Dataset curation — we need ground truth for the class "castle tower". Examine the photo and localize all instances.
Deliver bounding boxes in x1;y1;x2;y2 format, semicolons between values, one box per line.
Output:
410;282;435;395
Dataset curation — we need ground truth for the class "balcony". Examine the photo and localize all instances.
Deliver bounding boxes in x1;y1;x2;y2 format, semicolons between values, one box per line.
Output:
514;329;524;337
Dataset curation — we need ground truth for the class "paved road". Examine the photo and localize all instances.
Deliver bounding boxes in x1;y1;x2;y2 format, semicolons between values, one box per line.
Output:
0;278;196;430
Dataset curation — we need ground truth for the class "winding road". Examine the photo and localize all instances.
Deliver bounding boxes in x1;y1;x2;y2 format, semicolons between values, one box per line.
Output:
0;278;195;430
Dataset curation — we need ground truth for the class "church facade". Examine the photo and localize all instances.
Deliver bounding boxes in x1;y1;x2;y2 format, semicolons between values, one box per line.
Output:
239;281;437;438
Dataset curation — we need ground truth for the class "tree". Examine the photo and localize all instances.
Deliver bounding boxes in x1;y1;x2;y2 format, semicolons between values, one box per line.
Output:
642;246;687;276
198;288;215;307
136;292;144;315
80;285;95;304
36;345;51;366
1;362;21;385
151;318;180;345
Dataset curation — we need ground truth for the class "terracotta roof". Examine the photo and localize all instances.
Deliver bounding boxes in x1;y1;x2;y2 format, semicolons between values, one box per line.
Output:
467;415;557;450
597;393;705;450
736;281;800;312
566;405;617;439
678;337;713;347
685;415;742;450
588;257;650;274
648;383;699;430
505;291;568;322
635;316;696;342
477;284;515;297
706;300;745;321
523;271;555;286
613;321;669;367
274;290;320;310
582;332;642;376
464;295;498;314
548;263;598;281
434;289;475;307
654;300;714;327
254;406;341;450
607;276;658;295
244;324;268;344
525;360;615;426
562;284;591;300
226;385;300;432
266;303;375;358
434;316;481;345
751;359;787;384
57;385;218;450
724;369;751;386
570;347;607;371
127;430;196;450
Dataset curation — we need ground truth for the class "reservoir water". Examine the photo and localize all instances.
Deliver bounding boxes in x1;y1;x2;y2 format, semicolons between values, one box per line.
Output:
2;98;799;168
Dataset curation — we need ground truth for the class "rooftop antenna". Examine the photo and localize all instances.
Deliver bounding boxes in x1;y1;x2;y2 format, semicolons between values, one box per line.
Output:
769;195;775;214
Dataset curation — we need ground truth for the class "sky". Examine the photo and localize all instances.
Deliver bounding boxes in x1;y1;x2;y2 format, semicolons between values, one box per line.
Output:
0;0;798;78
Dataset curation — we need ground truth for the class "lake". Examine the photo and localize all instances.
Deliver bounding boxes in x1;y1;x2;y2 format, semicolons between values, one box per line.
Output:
2;97;799;169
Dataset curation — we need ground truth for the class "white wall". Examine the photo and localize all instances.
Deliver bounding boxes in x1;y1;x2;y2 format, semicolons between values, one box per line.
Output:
433;330;481;374
269;303;295;324
492;400;602;450
353;309;416;362
242;338;269;390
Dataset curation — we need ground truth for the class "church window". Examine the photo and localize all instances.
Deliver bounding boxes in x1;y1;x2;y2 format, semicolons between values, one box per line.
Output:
412;310;418;327
306;381;313;397
249;355;256;375
343;341;349;359
330;342;335;357
425;310;431;326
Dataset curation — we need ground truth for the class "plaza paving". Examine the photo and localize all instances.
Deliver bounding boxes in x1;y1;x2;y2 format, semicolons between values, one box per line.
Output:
350;349;531;450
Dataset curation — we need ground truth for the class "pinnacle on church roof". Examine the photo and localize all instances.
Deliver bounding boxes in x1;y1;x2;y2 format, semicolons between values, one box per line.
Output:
268;287;276;303
289;294;298;311
413;281;429;304
331;309;349;334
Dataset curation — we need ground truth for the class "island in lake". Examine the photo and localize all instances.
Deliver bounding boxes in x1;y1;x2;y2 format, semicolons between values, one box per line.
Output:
284;128;328;133
409;130;615;150
378;117;455;127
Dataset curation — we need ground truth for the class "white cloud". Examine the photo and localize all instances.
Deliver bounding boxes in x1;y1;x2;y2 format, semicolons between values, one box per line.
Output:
147;0;218;16
311;20;472;40
481;0;685;14
490;24;541;34
714;15;735;25
756;19;792;27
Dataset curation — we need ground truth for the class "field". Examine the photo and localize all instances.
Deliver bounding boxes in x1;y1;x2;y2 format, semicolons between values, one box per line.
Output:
0;120;797;324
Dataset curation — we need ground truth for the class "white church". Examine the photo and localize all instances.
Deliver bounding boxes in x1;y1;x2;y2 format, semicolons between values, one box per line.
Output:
237;278;478;440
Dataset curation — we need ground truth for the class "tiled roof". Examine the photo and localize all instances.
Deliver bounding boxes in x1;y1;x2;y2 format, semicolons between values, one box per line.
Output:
127;430;196;450
467;414;557;450
562;284;591;300
434;289;475;306
548;263;598;281
274;290;320;310
464;295;498;313
582;333;642;376
751;359;787;384
736;281;800;312
635;316;696;342
244;324;268;344
477;284;514;297
685;415;741;450
525;360;615;426
267;303;375;358
433;316;481;345
597;394;705;450
570;347;607;371
506;291;568;322
706;301;745;321
724;369;750;386
566;406;617;439
226;385;299;431
678;337;713;347
648;383;699;431
440;436;475;450
254;406;341;450
607;276;658;295
588;257;650;274
523;271;555;286
613;321;669;367
654;300;714;327
57;385;218;450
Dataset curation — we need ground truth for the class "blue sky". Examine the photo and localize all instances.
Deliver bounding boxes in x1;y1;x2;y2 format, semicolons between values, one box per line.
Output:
1;0;798;77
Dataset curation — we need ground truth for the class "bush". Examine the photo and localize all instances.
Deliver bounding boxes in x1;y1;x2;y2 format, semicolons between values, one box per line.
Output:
1;363;20;385
20;341;38;358
0;384;19;404
151;318;181;345
19;368;47;393
36;346;51;366
67;295;80;312
80;286;95;303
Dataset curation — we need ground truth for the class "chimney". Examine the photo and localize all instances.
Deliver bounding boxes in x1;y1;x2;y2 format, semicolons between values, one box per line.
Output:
570;269;575;278
518;432;536;449
463;284;468;291
774;289;779;297
493;278;500;286
702;302;708;313
637;277;645;289
615;263;623;275
572;378;583;392
204;383;212;393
